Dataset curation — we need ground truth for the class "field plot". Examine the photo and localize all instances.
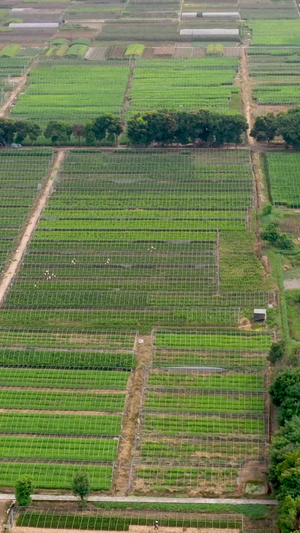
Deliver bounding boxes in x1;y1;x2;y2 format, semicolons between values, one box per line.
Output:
98;22;179;42
0;149;53;272
249;48;300;107
11;61;130;124
123;0;180;19
129;58;240;115
247;20;300;46
0;333;133;489
240;0;298;19
265;153;300;207
1;149;257;334
15;508;243;532
133;329;270;496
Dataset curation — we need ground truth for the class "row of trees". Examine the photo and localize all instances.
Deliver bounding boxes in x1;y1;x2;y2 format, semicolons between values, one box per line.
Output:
127;110;248;146
0;110;248;147
16;471;90;507
251;107;300;148
269;365;300;532
0;115;122;146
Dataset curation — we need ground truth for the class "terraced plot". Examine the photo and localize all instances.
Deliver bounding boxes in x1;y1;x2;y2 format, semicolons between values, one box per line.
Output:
0;149;53;271
129;58;240;115
133;329;270;495
11;61;130;124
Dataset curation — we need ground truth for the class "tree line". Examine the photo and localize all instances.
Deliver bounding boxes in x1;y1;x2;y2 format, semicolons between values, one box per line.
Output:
0;110;248;147
267;342;300;533
251;107;300;148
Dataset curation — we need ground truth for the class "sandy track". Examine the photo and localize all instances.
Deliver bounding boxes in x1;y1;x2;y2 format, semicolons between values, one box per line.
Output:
0;150;66;306
13;528;240;533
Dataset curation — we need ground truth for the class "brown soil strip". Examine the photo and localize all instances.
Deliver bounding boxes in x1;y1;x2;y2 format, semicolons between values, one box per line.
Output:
239;46;255;144
0;150;66;306
0;61;37;118
112;335;153;496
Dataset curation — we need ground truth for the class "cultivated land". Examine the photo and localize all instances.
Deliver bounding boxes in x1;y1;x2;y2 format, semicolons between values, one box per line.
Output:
0;0;299;532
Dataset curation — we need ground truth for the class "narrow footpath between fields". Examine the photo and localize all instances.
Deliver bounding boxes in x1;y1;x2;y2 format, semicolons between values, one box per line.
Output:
112;335;153;496
0;149;66;306
0;494;277;505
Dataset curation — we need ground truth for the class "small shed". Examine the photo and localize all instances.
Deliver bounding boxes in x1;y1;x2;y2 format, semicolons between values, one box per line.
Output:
253;309;267;322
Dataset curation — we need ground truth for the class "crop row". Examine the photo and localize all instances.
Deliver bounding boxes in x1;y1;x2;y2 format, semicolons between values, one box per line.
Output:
0;367;129;389
148;371;265;391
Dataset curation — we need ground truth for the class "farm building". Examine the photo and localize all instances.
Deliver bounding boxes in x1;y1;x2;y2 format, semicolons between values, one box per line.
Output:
182;12;240;19
180;29;240;40
253;309;267;322
9;22;60;28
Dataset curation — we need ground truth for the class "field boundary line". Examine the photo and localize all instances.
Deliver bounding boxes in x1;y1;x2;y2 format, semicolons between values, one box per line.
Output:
0;150;66;307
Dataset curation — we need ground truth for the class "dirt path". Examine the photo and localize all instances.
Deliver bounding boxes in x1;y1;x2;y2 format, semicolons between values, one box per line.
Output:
240;46;255;145
0;493;277;504
0;150;66;306
0;61;36;118
112;335;153;496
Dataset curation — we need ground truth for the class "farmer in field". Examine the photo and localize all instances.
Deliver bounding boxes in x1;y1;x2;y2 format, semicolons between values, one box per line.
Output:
154;521;159;530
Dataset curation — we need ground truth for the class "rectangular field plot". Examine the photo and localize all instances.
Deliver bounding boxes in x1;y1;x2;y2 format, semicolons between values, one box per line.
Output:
129;58;240;115
11;61;130;124
247;20;300;46
249;48;300;107
0;149;53;271
133;329;270;495
1;149;257;333
16;509;243;532
265;153;300;207
240;0;298;19
0;345;131;489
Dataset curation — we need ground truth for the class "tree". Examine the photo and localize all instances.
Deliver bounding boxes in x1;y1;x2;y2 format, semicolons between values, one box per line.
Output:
214;113;248;145
15;475;34;506
127;114;151;146
92;114;122;143
44;121;72;145
277;496;298;533
268;341;285;365
0;118;16;146
276;108;300;149
270;368;300;408
250;113;277;143
72;470;90;507
261;223;293;250
273;450;300;500
14;120;41;144
72;124;85;146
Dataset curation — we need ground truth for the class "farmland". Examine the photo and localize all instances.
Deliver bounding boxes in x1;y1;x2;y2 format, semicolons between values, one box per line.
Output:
0;0;292;519
11;61;131;124
134;328;270;495
0;147;272;497
249;48;300;107
2;149;260;335
129;58;240;114
0;149;53;271
265;153;300;207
